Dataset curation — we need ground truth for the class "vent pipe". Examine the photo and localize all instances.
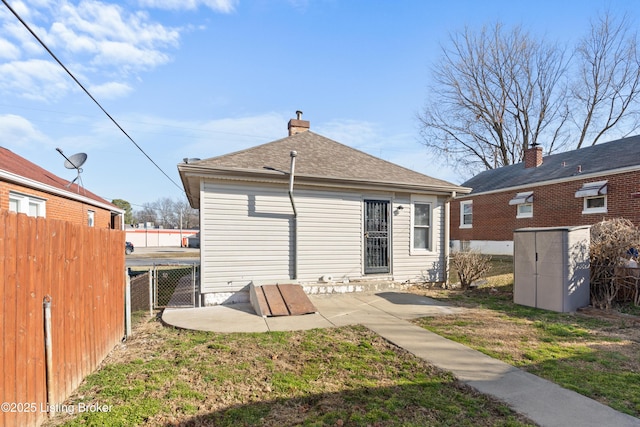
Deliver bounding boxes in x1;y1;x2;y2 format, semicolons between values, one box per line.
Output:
289;151;298;280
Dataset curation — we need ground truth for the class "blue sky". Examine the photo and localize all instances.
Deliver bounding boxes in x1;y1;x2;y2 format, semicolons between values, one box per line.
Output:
1;0;638;209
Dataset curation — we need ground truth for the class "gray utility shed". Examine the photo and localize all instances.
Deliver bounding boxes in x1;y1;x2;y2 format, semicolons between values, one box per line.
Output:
514;226;591;313
178;113;470;305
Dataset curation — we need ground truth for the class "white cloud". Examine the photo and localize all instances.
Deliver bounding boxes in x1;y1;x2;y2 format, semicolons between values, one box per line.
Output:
89;81;133;99
0;0;181;100
0;37;20;60
0;114;49;147
0;59;71;101
49;21;97;54
58;1;179;47
103;111;288;162
137;0;238;13
94;40;171;71
2;20;45;56
316;119;379;147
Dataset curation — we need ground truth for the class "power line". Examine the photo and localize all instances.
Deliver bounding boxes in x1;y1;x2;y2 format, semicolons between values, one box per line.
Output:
1;0;185;193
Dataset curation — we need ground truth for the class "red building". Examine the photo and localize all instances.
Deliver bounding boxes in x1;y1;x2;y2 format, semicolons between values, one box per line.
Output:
450;136;640;254
0;146;123;228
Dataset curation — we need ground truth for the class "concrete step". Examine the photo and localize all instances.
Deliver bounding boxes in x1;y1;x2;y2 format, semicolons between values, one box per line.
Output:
303;279;409;295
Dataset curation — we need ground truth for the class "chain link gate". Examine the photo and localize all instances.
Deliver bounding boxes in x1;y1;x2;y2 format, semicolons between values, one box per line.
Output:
153;263;199;308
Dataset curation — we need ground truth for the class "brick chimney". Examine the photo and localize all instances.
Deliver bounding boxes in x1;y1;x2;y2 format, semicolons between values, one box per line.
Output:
524;143;543;168
288;110;310;136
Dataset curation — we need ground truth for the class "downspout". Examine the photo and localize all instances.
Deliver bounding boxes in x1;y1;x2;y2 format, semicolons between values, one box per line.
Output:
288;151;298;280
444;191;456;285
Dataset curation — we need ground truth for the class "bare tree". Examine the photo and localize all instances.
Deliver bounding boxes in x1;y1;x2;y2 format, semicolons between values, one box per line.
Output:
154;197;177;228
571;11;640;148
131;197;199;229
134;203;157;226
419;23;569;174
175;198;199;229
420;11;640;176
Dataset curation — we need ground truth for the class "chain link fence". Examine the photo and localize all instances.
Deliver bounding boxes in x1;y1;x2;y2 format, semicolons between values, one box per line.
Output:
128;263;199;312
154;264;199;308
130;270;152;312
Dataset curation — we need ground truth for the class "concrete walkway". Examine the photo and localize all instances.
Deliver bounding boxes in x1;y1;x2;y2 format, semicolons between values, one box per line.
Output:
162;291;640;427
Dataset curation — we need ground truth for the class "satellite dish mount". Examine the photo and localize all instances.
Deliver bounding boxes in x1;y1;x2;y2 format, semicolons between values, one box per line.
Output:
56;148;88;191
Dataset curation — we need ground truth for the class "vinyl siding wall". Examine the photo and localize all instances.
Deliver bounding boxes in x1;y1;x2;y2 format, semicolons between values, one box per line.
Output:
391;195;445;283
201;182;293;293
200;181;448;294
296;190;363;282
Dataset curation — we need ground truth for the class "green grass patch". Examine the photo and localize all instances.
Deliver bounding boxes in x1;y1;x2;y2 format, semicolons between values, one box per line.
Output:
47;323;535;427
415;267;640;417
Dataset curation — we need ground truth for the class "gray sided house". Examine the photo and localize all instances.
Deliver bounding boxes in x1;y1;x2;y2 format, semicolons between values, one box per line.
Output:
179;114;469;304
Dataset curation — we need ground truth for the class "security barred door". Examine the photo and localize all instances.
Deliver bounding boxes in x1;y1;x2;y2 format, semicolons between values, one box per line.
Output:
364;200;390;274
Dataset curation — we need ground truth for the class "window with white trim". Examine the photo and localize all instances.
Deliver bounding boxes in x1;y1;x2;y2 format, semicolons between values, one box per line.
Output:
88;210;95;227
412;202;432;252
509;191;534;218
9;191;46;218
460;200;472;228
517;203;533;218
583;195;607;213
575;181;607;214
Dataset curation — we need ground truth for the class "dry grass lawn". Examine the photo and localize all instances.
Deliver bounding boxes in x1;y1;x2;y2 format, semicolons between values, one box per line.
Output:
410;270;640;417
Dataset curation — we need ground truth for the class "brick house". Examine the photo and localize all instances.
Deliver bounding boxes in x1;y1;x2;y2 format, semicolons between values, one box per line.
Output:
450;136;640;255
0;146;123;228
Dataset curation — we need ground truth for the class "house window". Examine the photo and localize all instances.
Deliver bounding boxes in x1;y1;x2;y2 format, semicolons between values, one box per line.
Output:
460;201;472;228
509;191;534;218
517;203;533;218
583;195;607;213
88;210;95;227
575;181;607;214
412;202;432;251
9;191;46;218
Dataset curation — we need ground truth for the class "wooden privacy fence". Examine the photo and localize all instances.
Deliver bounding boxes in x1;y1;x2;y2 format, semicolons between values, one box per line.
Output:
0;211;125;427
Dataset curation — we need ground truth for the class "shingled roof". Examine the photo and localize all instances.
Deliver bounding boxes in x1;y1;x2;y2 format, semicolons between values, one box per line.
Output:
179;130;467;207
462;135;640;194
0;146;118;210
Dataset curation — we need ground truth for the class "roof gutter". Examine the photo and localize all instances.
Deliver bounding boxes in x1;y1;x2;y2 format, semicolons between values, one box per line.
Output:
179;164;470;196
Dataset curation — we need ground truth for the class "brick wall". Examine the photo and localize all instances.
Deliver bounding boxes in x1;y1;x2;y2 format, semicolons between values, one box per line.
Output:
451;170;640;242
0;180;116;228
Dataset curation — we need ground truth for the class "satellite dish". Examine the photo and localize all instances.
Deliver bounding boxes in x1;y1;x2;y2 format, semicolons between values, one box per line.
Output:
55;148;88;191
64;152;87;170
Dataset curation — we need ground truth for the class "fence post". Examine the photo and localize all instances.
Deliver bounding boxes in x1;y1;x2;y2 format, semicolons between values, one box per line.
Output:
43;295;54;417
125;271;132;337
148;268;154;315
